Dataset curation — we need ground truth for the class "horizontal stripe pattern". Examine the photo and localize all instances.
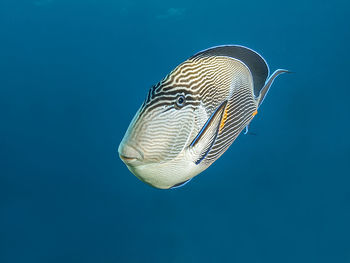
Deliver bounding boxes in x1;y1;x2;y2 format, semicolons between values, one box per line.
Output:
124;54;257;165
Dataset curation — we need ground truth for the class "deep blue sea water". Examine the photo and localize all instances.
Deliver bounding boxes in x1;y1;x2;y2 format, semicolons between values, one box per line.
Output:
1;0;350;262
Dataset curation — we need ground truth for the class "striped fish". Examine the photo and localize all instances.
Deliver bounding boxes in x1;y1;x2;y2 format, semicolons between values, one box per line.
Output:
118;45;288;189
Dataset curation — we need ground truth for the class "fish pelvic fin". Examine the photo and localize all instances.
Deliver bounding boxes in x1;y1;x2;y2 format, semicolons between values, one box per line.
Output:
170;178;192;189
258;69;291;107
189;100;228;165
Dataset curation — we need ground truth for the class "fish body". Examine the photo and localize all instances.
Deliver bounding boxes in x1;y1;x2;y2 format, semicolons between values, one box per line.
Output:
118;45;288;189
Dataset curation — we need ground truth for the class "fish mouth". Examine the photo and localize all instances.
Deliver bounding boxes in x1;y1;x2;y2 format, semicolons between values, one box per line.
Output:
119;154;138;163
118;143;144;165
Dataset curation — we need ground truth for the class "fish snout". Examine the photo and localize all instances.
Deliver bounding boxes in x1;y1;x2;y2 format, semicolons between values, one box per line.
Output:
118;143;144;165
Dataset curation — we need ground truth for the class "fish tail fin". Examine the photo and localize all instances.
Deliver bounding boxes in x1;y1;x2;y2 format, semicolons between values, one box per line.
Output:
258;69;291;107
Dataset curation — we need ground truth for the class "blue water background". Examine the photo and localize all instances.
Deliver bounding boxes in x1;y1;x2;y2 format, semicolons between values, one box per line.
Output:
1;0;350;262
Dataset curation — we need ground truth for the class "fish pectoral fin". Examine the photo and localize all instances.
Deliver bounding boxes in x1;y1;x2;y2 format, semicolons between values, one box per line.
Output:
189;100;228;165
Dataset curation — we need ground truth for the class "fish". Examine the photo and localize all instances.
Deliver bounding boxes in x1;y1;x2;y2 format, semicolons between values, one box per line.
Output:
118;45;288;189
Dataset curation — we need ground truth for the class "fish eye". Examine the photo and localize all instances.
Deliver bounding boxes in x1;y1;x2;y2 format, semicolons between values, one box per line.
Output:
176;95;186;108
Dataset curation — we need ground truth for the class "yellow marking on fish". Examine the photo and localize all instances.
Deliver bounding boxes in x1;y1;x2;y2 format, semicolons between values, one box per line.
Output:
219;105;229;133
252;110;258;117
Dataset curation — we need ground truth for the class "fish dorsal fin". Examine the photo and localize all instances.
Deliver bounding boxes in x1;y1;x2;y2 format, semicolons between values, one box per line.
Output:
191;45;269;98
189;101;228;165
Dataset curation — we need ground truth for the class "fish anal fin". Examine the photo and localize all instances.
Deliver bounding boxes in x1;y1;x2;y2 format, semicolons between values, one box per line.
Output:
244;125;249;135
190;100;228;165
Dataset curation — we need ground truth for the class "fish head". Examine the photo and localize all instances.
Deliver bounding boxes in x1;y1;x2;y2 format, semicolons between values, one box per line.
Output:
118;79;204;189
